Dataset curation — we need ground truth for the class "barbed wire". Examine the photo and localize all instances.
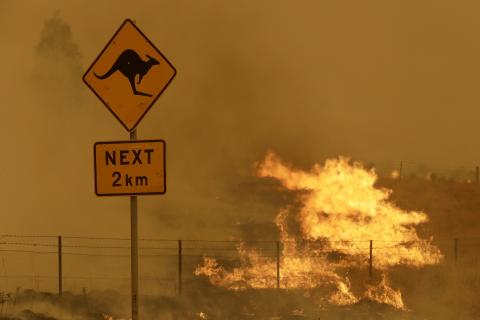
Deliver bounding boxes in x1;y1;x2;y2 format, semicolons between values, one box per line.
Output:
0;247;465;257
0;235;480;245
0;275;174;281
0;242;179;250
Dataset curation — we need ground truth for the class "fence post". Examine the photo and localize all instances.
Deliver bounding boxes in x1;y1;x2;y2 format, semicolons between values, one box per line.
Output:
454;238;458;265
276;241;280;289
369;240;373;279
178;240;182;295
58;236;62;296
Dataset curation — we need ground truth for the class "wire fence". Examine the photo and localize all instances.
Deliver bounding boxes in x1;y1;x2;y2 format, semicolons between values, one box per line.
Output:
0;233;477;297
374;161;480;183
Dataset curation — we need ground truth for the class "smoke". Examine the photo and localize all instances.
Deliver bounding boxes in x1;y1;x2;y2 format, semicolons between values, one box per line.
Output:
2;0;479;244
32;12;83;104
0;287;410;320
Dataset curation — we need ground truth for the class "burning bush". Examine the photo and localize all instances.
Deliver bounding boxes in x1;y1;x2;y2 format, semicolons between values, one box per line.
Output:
195;152;443;309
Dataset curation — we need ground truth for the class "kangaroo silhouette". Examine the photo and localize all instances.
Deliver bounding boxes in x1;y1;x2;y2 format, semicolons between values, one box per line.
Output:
94;49;160;97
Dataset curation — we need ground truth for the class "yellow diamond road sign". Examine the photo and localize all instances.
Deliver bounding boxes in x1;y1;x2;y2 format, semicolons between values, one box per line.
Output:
83;19;176;131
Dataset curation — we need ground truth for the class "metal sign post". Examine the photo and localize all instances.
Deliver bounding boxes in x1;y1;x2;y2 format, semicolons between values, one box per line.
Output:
130;129;138;320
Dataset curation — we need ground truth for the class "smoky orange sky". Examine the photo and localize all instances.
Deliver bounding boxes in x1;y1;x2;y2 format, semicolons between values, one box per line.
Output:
0;1;479;239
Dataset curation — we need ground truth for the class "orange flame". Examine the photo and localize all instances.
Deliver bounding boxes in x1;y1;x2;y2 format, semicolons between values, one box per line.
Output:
364;274;404;309
195;152;442;309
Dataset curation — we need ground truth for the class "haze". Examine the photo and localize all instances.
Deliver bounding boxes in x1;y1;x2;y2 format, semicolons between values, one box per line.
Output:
0;0;478;239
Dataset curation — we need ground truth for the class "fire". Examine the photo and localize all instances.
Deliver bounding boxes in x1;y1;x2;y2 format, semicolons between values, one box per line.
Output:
364;274;404;309
195;152;443;309
328;279;358;305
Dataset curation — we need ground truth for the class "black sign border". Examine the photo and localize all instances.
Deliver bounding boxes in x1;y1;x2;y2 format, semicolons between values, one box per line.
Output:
83;19;177;132
94;139;166;196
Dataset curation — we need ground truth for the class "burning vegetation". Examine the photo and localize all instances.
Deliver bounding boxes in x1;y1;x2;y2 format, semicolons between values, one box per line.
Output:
195;152;443;309
1;153;479;319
